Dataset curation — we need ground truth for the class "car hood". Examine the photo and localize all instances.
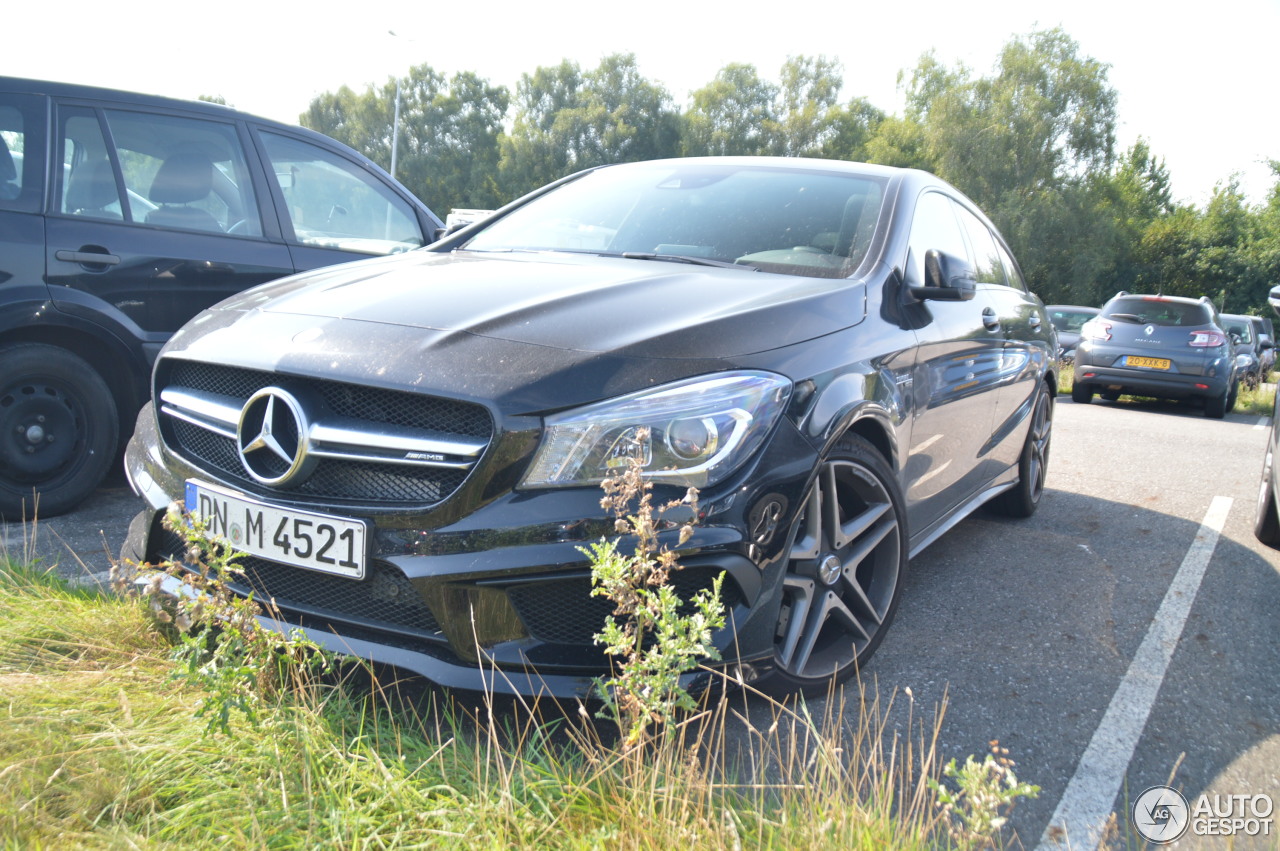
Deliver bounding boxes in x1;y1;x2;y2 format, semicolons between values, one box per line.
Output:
214;250;866;360
163;250;867;414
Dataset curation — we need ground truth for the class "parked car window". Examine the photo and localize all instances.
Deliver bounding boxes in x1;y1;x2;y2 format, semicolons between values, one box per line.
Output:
1104;296;1212;326
994;240;1027;292
952;202;1007;286
463;162;887;278
111;109;261;236
905;191;970;286
0;93;43;212
59;110;124;221
259;131;424;256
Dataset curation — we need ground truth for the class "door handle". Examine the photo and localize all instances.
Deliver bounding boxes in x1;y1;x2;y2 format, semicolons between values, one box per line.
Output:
56;249;121;267
982;307;1001;331
1028;314;1042;329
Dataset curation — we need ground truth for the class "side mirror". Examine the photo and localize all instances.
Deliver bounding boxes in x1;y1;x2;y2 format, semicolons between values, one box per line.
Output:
1261;334;1274;351
1230;332;1243;346
909;249;977;302
1269;284;1280;317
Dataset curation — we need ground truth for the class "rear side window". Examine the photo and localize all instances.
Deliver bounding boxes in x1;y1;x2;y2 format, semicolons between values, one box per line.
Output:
0;93;45;213
57;105;263;236
952;202;1007;286
1104;297;1212;327
258;131;424;256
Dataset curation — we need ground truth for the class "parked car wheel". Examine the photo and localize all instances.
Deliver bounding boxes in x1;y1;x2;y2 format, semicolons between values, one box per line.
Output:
1254;445;1280;547
990;382;1053;518
1071;382;1092;404
1204;385;1230;419
0;344;118;518
767;435;907;694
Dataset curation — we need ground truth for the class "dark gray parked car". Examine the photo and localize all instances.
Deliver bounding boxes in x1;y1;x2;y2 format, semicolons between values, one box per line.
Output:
123;157;1057;697
1072;292;1238;417
1254;286;1280;548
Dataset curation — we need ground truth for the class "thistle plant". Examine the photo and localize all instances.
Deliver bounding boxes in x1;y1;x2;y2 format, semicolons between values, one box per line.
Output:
581;428;726;749
115;504;331;735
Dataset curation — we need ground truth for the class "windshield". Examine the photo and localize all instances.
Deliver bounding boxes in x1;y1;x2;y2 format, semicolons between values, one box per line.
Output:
1223;318;1253;343
463;162;887;279
1050;308;1097;333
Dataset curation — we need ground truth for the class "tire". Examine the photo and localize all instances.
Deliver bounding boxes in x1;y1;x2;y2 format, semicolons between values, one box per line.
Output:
0;344;119;519
764;434;907;695
1071;382;1092;404
990;382;1053;518
1255;444;1280;547
1204;386;1229;419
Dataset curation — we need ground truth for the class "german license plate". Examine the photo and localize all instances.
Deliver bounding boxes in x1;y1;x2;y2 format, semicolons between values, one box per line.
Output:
1125;355;1171;370
185;481;367;579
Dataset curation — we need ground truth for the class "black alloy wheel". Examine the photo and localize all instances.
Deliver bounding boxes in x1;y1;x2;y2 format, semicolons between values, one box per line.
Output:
769;435;907;694
0;344;118;519
990;381;1053;518
1254;443;1280;547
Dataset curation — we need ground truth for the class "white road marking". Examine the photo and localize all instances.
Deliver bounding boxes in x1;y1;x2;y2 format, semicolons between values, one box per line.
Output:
1256;416;1270;430
1035;495;1232;850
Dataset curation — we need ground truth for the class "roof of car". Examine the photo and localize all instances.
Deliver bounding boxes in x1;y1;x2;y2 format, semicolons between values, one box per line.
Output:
1;76;284;128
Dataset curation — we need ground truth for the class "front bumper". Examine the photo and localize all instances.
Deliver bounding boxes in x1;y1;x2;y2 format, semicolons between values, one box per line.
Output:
123;404;809;698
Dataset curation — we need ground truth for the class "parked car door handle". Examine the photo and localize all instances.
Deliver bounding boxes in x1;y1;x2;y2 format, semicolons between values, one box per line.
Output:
56;249;121;267
982;307;1001;331
1028;314;1042;329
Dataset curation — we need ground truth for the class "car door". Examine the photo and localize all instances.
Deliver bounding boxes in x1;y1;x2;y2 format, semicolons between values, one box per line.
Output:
252;129;431;272
900;190;1006;533
44;102;295;359
950;199;1050;475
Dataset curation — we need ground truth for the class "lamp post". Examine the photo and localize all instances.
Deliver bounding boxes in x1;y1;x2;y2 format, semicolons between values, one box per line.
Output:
388;29;405;181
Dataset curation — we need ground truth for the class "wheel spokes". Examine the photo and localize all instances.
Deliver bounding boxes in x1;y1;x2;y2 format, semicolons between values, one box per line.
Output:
776;457;903;680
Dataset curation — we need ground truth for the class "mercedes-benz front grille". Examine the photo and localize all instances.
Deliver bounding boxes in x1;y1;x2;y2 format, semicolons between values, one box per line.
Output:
155;360;494;508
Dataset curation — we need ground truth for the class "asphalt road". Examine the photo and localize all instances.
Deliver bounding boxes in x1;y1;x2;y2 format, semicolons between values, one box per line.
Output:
5;394;1278;848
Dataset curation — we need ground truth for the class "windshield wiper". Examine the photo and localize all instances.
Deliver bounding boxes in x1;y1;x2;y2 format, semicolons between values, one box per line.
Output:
620;251;758;271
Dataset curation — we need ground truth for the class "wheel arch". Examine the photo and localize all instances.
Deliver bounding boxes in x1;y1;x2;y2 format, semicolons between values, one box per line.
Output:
0;323;148;440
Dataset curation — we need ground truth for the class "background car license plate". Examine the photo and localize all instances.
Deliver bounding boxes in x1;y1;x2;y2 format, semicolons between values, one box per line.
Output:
1125;355;1171;370
185;481;366;579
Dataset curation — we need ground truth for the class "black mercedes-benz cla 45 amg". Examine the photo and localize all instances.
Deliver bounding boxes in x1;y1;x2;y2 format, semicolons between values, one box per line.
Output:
123;157;1057;697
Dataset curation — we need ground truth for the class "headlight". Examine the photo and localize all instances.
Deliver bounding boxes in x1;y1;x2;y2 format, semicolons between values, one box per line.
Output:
519;371;792;489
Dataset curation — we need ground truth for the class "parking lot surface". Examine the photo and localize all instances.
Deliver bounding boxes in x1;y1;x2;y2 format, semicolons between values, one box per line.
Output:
5;394;1278;847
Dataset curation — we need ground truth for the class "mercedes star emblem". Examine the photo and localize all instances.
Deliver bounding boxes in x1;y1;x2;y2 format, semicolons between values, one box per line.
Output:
237;387;314;486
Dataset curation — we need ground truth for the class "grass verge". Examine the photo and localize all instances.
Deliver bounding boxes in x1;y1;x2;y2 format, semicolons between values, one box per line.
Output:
0;556;1044;849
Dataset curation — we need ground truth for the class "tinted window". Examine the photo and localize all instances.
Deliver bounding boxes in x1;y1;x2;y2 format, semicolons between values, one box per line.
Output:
952;202;1007;286
464;162;886;279
0;93;44;212
905;191;969;287
1104;297;1212;327
993;239;1027;293
259;132;424;256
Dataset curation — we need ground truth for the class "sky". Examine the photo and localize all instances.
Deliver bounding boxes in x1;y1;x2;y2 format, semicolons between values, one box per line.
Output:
8;0;1279;208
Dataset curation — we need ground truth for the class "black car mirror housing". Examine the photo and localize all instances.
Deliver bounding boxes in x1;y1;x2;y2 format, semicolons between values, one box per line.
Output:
909;248;977;302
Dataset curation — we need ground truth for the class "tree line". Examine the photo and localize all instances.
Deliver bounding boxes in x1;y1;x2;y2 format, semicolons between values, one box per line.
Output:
299;28;1279;314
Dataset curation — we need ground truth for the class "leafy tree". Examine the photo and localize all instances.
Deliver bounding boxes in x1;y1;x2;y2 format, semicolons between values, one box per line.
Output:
899;29;1119;299
498;55;679;199
682;63;779;156
302;68;509;215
